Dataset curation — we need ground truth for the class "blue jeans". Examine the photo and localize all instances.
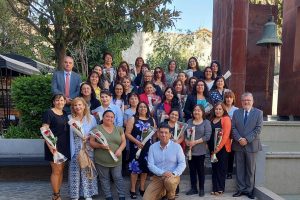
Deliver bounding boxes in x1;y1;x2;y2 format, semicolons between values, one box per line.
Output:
95;163;125;198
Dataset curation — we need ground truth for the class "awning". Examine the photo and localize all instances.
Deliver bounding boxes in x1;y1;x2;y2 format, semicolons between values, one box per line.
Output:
0;54;40;75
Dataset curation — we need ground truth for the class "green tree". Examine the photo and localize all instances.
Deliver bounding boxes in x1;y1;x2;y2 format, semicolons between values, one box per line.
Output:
0;0;53;64
6;0;180;71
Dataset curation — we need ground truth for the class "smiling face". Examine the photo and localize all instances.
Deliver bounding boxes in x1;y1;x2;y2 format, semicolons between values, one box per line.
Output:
211;63;218;73
81;84;92;97
241;94;254;111
138;103;148;116
104;54;113;65
204;68;213;79
144;71;153;82
190;78;197;87
175;81;183;93
158;127;172;146
169;61;176;71
93;66;102;76
129;94;139;108
216;78;225;89
169;110;179;123
73;99;85;115
53;96;66;110
164;88;174;102
122;78;131;90
188;58;197;69
89;73;99;85
114;84;124;97
102;111;115;126
196;81;205;94
214;104;225;118
144;83;154;95
193;105;203;120
100;94;112;107
178;73;187;83
118;67;127;78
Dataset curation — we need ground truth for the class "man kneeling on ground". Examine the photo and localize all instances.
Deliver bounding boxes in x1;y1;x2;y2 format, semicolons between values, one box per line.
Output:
143;123;186;200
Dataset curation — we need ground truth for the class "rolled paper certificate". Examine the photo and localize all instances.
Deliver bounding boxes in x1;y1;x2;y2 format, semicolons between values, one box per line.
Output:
40;127;67;164
147;95;154;111
159;110;166;123
223;70;232;80
183;69;193;78
186;126;195;160
68;119;85;140
136;126;157;159
205;102;213;113
173;121;188;141
90;129;119;162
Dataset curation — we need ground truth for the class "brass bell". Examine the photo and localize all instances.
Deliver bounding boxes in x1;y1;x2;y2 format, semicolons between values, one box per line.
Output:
256;16;282;46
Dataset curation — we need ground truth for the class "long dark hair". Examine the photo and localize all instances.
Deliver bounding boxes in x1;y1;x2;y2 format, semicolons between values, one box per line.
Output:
192;79;210;98
210;102;229;120
79;82;97;100
92;65;108;89
87;71;101;87
188;57;200;71
154;66;166;84
210;60;222;78
211;76;228;91
112;83;126;103
172;79;185;95
168;60;177;72
134;102;151;119
162;87;180;108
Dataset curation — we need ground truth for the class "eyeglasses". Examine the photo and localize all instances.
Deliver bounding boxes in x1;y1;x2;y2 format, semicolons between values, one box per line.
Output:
155;70;162;74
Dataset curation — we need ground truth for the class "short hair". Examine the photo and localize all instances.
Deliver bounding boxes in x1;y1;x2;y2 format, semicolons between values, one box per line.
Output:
191;104;206;120
159;123;171;131
241;92;253;100
135;57;144;66
51;94;66;107
100;90;112;97
224;90;236;105
103;52;113;60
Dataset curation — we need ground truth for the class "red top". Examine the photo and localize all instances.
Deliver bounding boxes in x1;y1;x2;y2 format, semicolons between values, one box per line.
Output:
164;101;171;114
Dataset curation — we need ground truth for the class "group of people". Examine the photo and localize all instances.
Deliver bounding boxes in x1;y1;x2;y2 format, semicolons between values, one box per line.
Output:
44;54;263;200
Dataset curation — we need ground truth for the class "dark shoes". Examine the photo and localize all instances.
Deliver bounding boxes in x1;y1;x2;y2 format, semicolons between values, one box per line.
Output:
226;173;232;179
232;191;243;197
185;188;198;195
232;191;255;199
199;189;204;197
139;188;145;197
129;191;137;199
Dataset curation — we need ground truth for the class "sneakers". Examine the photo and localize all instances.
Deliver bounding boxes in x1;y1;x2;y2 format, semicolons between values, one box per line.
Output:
185;188;198;195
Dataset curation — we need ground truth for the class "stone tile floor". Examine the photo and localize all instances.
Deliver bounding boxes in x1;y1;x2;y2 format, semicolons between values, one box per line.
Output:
0;176;252;200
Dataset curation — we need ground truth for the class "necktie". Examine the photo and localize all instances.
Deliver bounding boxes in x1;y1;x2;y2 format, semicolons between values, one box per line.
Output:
244;110;248;125
65;73;70;98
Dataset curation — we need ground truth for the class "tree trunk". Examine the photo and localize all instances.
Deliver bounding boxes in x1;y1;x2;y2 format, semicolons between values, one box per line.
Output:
54;42;67;70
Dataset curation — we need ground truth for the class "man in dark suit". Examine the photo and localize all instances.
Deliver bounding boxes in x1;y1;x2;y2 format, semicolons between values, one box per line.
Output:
231;92;263;199
51;56;81;113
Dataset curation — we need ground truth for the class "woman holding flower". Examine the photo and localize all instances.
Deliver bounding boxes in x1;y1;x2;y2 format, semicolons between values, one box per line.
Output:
125;102;156;199
90;110;126;200
42;94;70;200
69;97;98;200
208;102;231;196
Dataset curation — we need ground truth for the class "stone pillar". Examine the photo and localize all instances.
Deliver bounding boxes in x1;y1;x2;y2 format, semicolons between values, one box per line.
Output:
277;0;300;116
212;0;277;114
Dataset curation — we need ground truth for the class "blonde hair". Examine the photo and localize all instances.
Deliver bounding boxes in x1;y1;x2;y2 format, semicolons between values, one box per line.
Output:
71;97;91;123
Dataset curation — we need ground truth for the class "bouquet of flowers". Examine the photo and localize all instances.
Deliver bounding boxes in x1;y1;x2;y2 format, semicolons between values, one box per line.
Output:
173;121;188;141
211;128;223;163
147;94;161;112
157;109;167;123
103;68;115;83
186;126;195;160
40;127;67;164
68;119;85;140
177;94;187;110
129;64;137;77
90;129;119;162
135;120;157;159
205;102;213;113
92;111;102;123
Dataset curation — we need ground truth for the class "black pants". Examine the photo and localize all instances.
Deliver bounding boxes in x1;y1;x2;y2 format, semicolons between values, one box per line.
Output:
227;150;235;174
211;148;229;192
188;155;205;190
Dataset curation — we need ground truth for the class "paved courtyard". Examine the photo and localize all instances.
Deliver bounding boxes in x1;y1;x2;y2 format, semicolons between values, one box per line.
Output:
0;176;251;200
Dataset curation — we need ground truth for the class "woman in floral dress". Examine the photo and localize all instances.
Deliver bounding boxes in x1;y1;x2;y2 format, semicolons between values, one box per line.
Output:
125;102;156;199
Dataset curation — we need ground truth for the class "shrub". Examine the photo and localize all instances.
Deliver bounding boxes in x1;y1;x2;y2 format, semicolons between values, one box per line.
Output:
4;125;39;139
11;75;52;137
